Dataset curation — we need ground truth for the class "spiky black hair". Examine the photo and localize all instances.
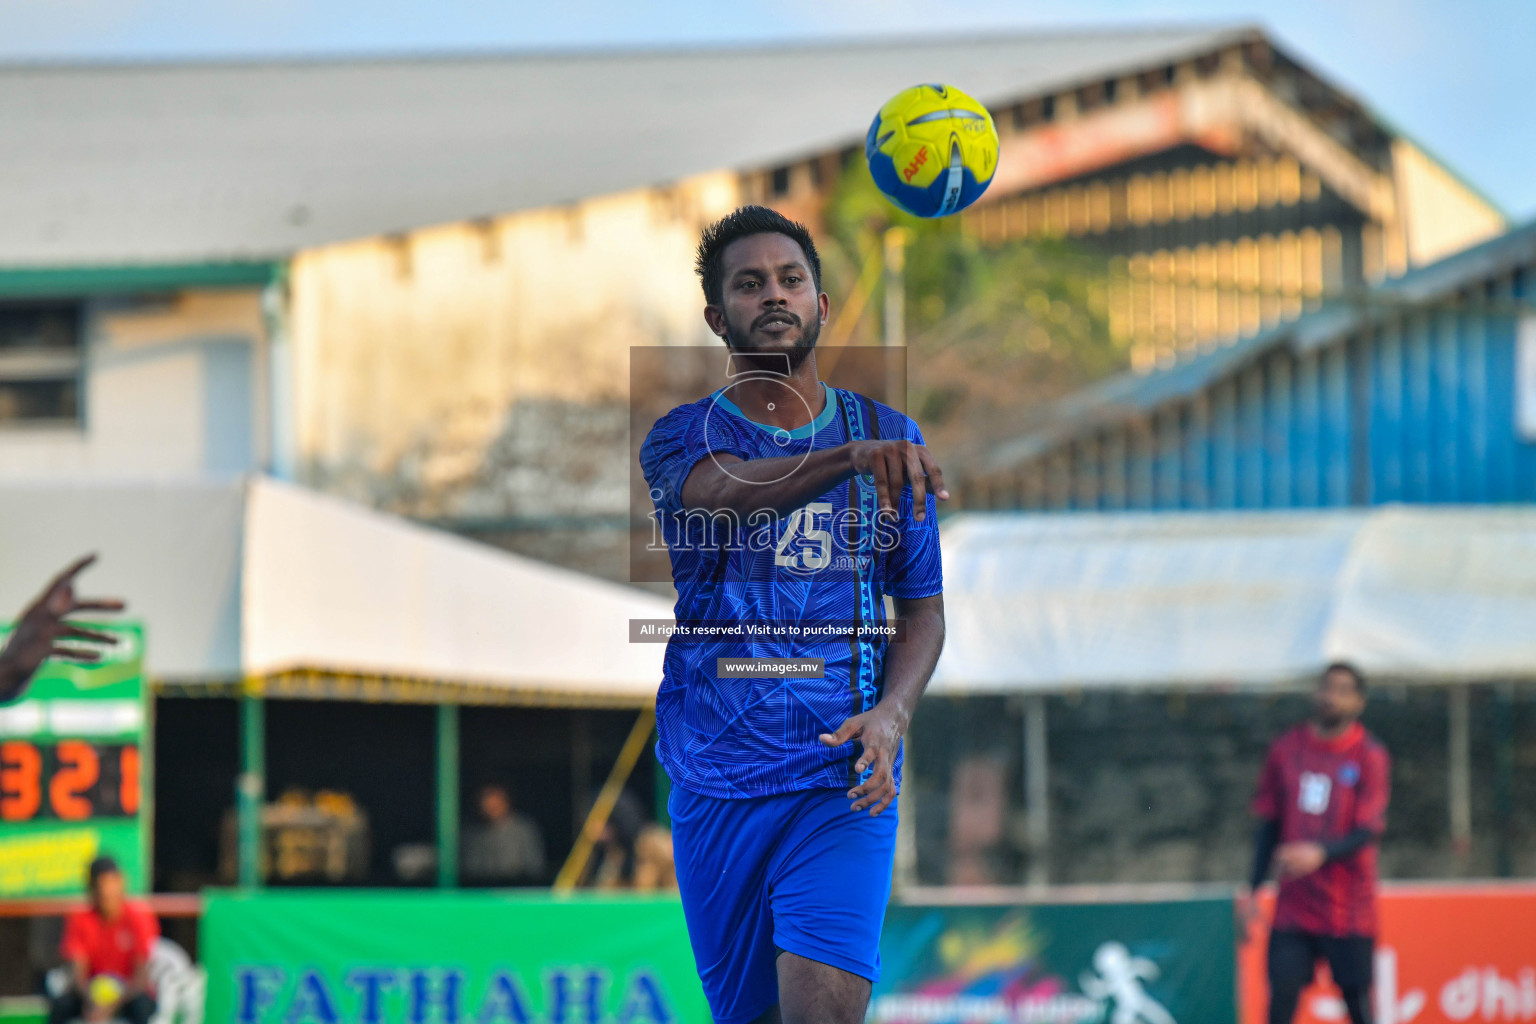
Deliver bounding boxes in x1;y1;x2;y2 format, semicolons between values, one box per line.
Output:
1323;661;1367;696
695;205;822;306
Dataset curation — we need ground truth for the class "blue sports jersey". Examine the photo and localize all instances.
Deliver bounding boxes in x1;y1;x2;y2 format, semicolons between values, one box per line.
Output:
639;381;943;798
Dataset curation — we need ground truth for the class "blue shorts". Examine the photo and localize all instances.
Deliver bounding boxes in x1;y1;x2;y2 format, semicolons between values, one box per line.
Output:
669;784;898;1024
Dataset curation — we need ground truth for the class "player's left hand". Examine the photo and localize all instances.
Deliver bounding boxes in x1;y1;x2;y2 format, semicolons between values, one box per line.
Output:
819;704;906;816
1275;841;1327;878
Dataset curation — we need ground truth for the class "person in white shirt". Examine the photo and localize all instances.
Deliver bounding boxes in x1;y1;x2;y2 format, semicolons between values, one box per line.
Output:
460;783;546;886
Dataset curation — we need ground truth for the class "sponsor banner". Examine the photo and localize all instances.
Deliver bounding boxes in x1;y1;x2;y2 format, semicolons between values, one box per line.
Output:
0;623;147;897
201;891;708;1024
1239;884;1536;1024
877;897;1236;1024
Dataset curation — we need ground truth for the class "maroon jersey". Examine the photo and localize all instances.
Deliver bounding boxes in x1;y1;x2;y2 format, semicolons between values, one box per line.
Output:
1252;722;1390;936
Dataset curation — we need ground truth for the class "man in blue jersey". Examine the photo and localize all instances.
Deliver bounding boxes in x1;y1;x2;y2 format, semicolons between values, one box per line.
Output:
639;206;948;1024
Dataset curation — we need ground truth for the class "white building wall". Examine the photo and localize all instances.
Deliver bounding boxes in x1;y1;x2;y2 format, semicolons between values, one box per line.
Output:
0;289;268;480
287;171;741;517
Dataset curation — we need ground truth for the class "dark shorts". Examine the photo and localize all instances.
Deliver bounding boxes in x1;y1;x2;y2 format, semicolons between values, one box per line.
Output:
1268;928;1375;990
669;784;898;1024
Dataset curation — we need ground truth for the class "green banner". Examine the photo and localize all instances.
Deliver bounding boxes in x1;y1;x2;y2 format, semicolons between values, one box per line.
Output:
201;891;709;1024
0;623;148;898
875;897;1237;1024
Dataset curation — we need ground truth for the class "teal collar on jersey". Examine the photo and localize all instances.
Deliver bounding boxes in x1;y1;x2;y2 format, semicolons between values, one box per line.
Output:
712;381;839;440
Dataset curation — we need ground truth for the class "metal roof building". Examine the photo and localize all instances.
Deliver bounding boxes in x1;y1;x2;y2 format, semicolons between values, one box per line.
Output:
0;25;1261;269
0;25;1500;274
973;220;1536;510
0;26;1508;531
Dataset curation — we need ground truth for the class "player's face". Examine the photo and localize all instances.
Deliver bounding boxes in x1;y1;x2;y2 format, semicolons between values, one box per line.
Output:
480;788;509;820
91;870;125;916
1313;669;1365;728
707;233;828;371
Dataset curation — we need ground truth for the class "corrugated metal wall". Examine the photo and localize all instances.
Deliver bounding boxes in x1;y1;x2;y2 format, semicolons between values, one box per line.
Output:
992;262;1536;511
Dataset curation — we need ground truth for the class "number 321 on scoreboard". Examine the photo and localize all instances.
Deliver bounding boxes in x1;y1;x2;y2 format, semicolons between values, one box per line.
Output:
0;740;141;822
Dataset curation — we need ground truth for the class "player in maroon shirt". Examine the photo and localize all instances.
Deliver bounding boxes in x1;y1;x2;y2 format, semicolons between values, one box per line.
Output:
1239;663;1390;1024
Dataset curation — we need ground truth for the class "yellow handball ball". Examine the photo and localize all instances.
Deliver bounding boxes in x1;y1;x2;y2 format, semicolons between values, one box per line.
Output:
865;83;999;218
88;974;125;1009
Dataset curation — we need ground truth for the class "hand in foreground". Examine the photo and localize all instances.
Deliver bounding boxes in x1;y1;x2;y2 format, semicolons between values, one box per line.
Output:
1275;841;1327;879
819;704;906;816
0;555;125;702
847;440;948;522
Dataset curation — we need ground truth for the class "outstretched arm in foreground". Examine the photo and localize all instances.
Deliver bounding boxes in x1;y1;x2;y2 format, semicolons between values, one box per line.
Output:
682;440;947;521
0;555;124;703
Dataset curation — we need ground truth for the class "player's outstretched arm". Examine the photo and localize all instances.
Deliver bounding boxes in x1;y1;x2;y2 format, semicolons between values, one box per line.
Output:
0;555;124;703
818;592;945;816
680;440;947;520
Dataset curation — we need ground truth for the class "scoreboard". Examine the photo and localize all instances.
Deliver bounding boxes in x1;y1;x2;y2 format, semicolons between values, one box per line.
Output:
0;623;147;898
1;740;142;821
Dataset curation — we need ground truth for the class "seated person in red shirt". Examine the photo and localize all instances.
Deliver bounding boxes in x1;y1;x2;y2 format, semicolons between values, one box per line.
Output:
50;857;158;1024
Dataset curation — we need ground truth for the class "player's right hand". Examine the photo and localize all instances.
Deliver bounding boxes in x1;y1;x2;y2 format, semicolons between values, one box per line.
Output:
847;440;948;522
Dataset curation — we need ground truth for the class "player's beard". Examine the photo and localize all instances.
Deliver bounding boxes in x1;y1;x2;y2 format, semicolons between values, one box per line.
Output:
1312;697;1347;730
722;308;821;374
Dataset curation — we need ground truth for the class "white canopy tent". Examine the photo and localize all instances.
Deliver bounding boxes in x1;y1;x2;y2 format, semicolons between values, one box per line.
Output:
929;505;1536;882
0;476;674;887
931;505;1536;693
8;487;1531;697
0;475;670;702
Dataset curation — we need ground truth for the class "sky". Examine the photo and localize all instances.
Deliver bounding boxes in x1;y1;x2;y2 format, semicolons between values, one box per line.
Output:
3;0;1531;218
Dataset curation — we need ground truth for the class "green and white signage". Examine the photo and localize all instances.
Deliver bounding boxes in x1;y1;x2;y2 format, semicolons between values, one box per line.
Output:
202;891;708;1024
0;623;148;897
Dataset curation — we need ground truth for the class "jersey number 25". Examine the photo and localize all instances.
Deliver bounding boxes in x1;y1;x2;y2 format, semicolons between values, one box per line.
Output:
775;503;832;570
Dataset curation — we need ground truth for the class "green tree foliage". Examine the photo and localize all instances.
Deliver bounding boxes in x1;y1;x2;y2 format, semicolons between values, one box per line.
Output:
819;161;1126;462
